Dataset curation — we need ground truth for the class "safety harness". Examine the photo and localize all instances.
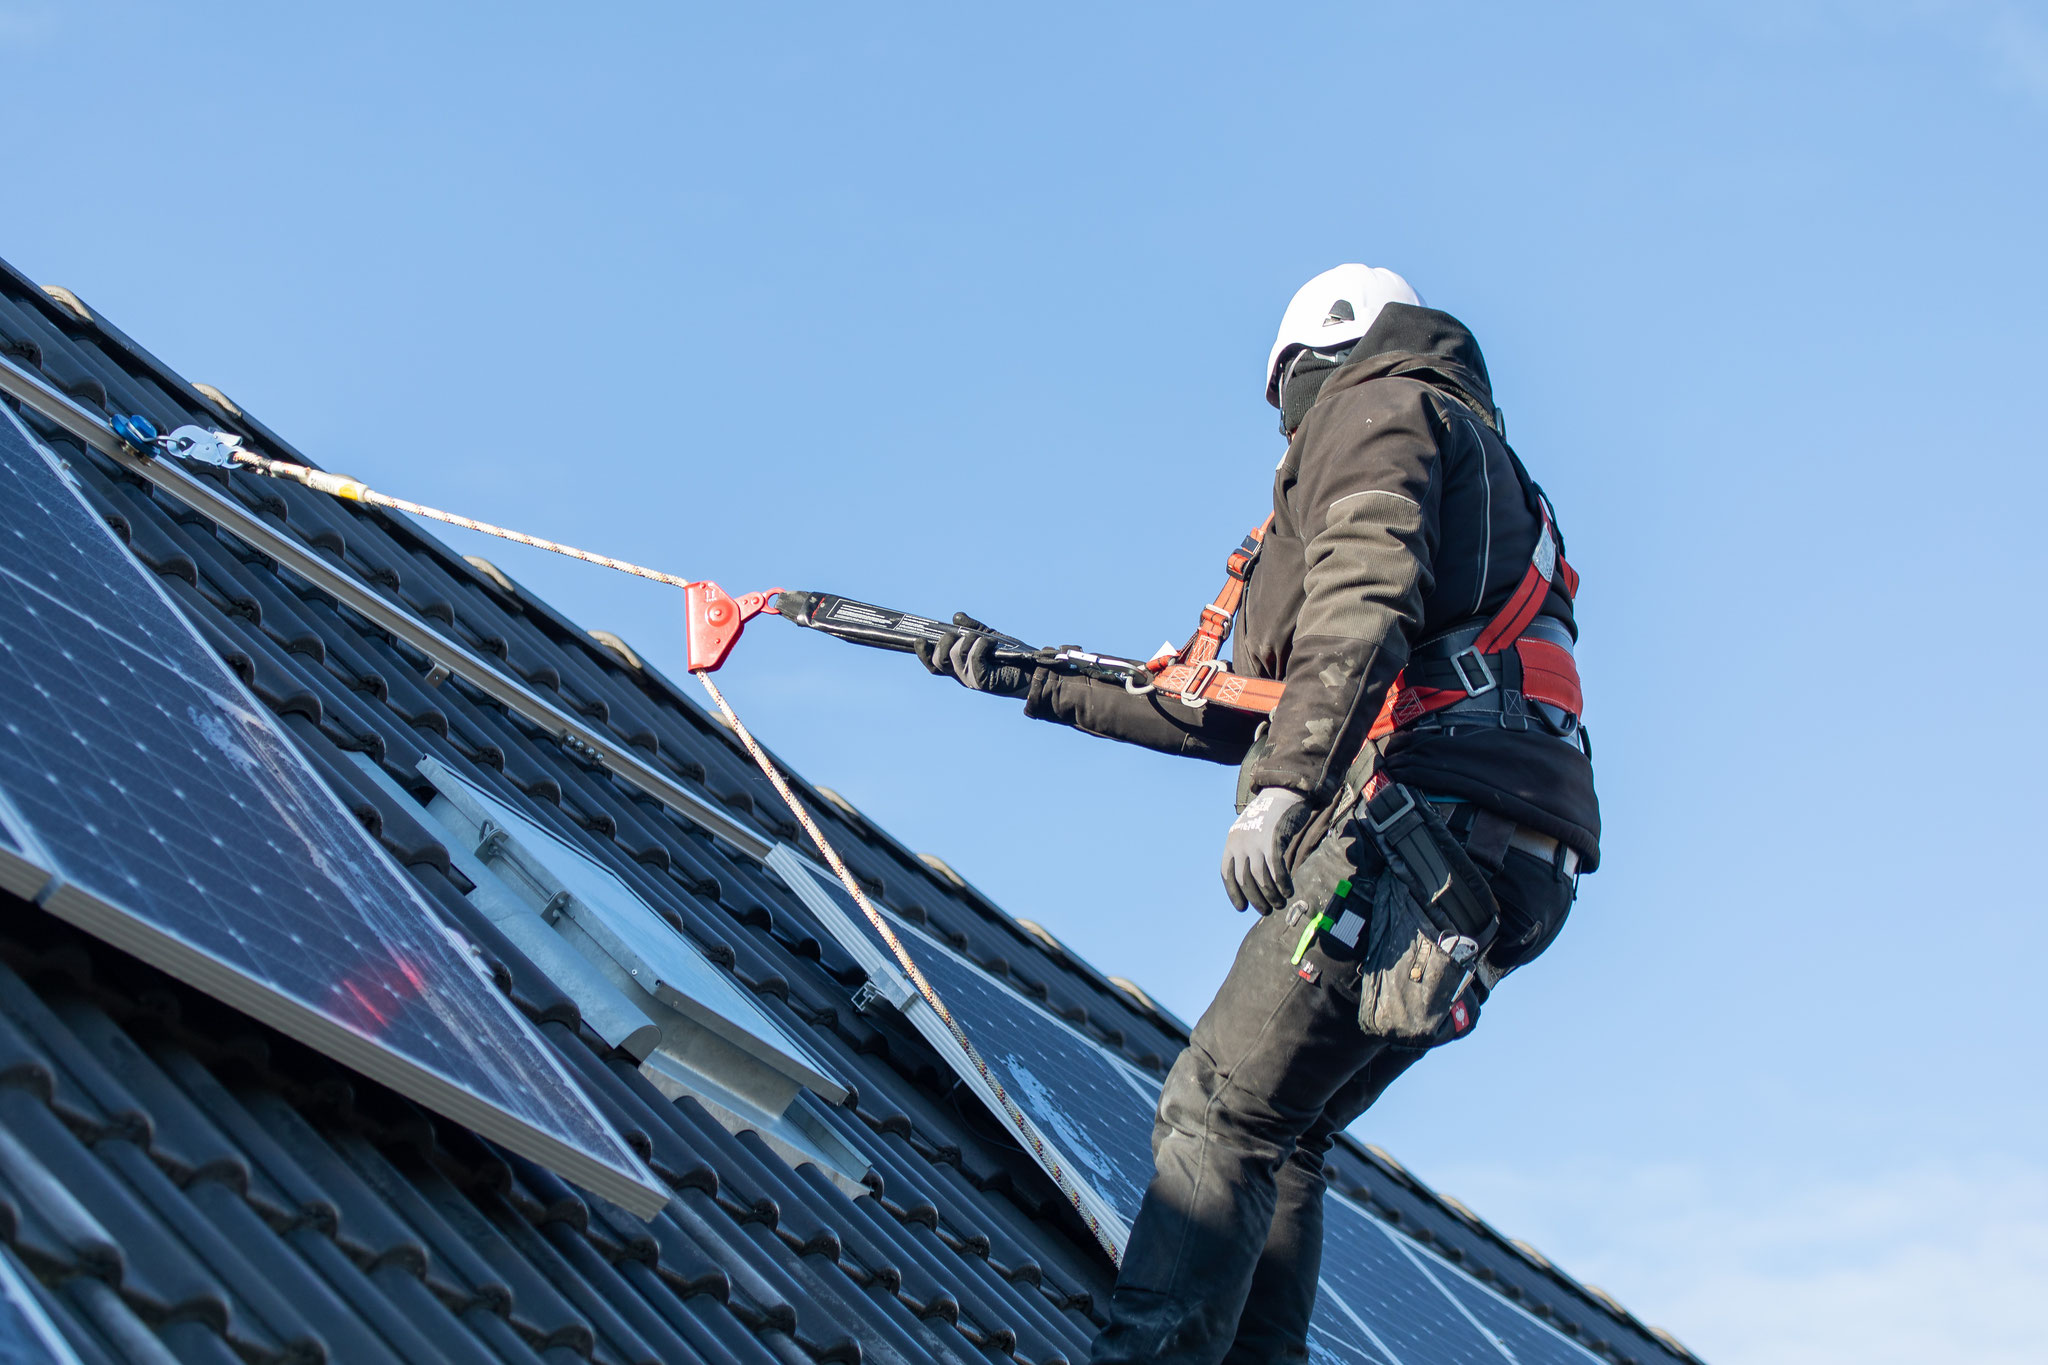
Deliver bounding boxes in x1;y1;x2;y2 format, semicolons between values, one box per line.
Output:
1147;500;1584;740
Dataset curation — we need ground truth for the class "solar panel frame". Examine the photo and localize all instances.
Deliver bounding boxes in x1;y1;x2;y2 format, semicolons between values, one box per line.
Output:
0;790;52;900
0;407;666;1218
0;1246;80;1365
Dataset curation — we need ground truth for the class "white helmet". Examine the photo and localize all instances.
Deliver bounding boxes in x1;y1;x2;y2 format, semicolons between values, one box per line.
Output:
1264;264;1422;406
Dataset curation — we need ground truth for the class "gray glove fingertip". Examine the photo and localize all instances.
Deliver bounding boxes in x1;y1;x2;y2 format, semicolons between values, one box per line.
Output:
955;633;988;685
1271;861;1295;903
1249;862;1283;916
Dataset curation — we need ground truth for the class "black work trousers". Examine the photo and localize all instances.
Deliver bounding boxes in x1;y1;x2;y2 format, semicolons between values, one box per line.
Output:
1088;841;1573;1365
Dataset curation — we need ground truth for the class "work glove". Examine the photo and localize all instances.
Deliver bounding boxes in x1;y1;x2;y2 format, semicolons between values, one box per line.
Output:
915;613;1034;698
1221;787;1309;914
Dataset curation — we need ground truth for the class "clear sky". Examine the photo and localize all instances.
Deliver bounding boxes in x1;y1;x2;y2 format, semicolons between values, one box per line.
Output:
5;3;2044;1360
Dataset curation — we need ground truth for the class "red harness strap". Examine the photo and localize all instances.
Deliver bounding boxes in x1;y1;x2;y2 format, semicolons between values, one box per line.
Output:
1369;504;1578;738
1148;507;1583;735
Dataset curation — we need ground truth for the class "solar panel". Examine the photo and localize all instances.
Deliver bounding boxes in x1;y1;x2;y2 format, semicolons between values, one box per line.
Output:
766;848;1141;1241
0;820;48;900
884;925;1552;1364
1307;1320;1397;1365
1316;1194;1516;1363
0;410;665;1218
1428;1253;1606;1365
883;913;1164;1221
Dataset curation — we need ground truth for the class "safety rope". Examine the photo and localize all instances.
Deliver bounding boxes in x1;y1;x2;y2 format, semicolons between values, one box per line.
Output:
202;437;1125;1264
227;448;700;589
371;489;694;590
696;674;1122;1265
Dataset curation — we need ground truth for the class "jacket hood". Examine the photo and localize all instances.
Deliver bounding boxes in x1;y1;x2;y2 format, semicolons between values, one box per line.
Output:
1323;303;1496;426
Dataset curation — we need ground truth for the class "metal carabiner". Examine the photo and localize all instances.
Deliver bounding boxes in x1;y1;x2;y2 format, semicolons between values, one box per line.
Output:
159;425;248;468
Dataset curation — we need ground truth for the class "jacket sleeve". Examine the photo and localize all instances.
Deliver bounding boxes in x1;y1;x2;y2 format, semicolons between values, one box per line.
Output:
1246;379;1444;802
1021;670;1263;765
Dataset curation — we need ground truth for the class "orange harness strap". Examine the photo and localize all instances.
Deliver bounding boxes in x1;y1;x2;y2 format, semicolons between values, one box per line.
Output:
1172;516;1273;669
1149;508;1583;734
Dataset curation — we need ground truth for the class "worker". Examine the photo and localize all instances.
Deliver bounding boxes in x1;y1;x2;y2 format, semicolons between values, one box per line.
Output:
917;264;1600;1365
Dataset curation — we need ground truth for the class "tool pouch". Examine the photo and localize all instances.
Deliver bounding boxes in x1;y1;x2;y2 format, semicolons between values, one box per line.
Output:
1281;780;1500;1045
1355;784;1500;1044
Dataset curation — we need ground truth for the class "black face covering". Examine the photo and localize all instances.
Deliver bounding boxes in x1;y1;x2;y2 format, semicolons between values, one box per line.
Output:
1277;344;1356;436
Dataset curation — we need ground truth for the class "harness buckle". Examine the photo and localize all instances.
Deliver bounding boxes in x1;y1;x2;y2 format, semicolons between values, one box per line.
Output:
1448;646;1497;697
1364;784;1417;834
1177;658;1226;709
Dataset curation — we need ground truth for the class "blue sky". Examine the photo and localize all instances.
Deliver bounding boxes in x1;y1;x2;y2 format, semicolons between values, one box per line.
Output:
5;3;2045;1360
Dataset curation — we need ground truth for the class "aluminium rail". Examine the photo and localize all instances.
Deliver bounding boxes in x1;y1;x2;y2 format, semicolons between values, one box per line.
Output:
0;353;778;864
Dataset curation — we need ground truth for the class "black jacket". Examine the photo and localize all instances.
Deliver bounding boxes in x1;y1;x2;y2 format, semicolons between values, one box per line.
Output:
1024;305;1600;867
